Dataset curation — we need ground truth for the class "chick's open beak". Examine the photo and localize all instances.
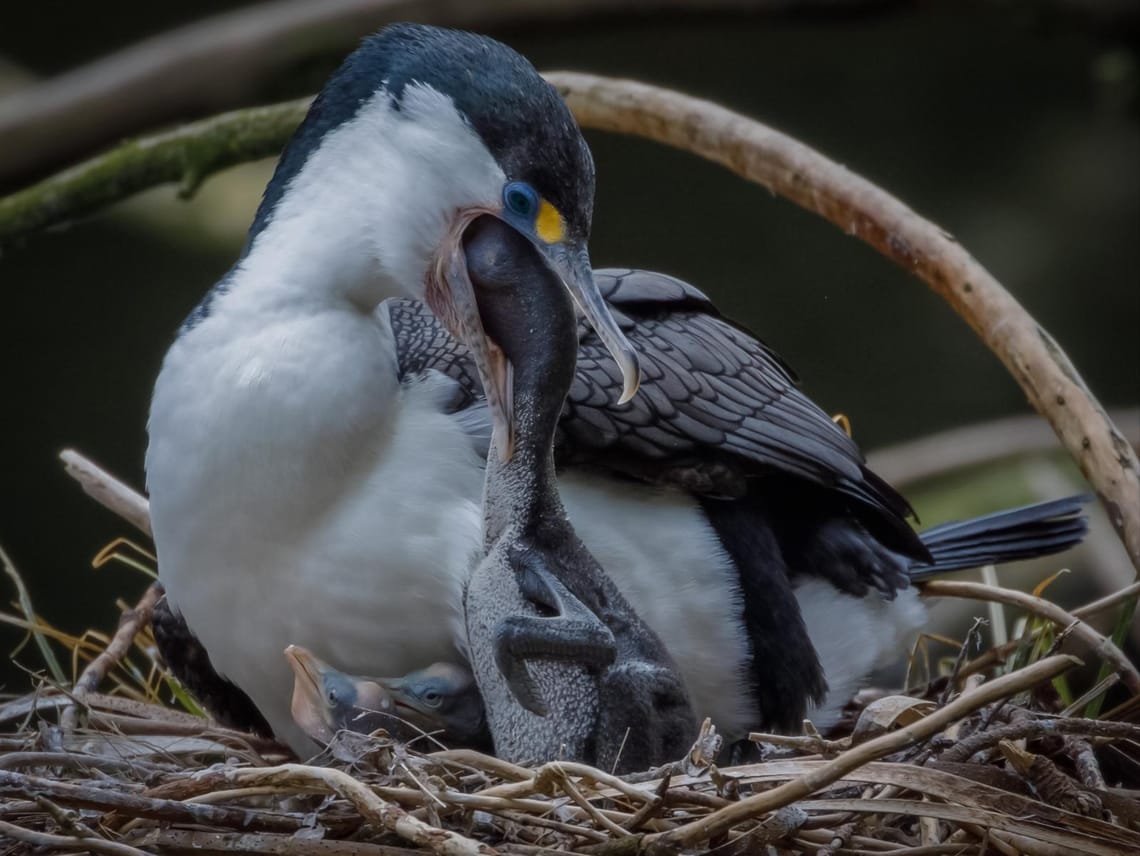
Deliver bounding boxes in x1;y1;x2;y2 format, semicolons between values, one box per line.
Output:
285;644;335;744
431;210;640;463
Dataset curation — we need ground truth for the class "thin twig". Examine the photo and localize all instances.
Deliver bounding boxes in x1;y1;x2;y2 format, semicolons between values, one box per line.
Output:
644;654;1078;847
59;449;153;537
225;763;497;856
9;75;1136;567
940;717;1140;764
61;583;163;730
0;769;311;832
132;828;424;855
0;818;149;856
1072;581;1140;619
919;578;1140;693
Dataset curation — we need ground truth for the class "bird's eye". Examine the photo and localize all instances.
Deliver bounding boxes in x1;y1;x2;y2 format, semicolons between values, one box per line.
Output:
503;182;538;219
422;689;442;708
326;689;339;705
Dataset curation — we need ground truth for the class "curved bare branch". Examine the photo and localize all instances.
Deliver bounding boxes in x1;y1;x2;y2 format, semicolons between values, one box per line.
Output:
547;72;1140;570
4;73;1135;570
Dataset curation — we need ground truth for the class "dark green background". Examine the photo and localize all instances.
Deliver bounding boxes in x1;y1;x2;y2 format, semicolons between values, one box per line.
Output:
1;3;1137;691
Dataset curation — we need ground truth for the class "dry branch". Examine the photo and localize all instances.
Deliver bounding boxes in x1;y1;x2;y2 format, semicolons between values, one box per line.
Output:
0;100;309;243
546;72;1140;569
225;764;496;856
59;449;153;537
919;578;1140;693
643;654;1079;848
8;74;1137;572
0;818;149;856
59;583;163;731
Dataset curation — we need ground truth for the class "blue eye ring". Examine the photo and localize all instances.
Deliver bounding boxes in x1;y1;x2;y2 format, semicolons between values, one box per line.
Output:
503;181;539;219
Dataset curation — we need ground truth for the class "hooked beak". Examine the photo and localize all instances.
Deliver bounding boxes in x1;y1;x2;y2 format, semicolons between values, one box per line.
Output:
431;211;640;462
538;241;640;406
285;644;336;744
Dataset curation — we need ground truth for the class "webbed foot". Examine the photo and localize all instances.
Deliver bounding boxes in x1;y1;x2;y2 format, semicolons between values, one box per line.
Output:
493;547;616;715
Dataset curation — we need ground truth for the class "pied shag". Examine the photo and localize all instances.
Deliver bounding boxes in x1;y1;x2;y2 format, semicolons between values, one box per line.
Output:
147;23;1090;754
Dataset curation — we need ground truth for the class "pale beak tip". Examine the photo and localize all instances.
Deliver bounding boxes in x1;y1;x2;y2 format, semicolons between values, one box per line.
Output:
616;349;641;405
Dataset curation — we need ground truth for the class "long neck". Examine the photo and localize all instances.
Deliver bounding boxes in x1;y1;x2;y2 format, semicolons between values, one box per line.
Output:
483;353;569;545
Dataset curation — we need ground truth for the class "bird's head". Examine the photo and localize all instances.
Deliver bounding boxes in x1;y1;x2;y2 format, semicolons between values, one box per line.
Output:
285;644;394;745
379;662;486;744
245;24;638;447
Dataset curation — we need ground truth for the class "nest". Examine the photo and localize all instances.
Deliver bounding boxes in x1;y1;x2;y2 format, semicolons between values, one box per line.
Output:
2;455;1139;854
3;573;1139;856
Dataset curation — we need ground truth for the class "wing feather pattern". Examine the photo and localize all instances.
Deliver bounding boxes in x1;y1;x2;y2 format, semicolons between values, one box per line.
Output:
390;269;918;549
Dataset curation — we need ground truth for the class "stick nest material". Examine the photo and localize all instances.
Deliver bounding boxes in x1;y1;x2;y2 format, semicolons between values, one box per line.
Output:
2;581;1138;856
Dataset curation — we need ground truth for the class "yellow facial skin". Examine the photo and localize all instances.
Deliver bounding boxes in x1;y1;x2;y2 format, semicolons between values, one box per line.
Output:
535;198;566;244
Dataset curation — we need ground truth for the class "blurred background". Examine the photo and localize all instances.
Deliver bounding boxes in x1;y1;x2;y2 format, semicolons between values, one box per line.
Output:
1;1;1137;692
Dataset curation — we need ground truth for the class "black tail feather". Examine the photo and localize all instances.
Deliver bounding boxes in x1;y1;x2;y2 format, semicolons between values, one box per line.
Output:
910;495;1091;579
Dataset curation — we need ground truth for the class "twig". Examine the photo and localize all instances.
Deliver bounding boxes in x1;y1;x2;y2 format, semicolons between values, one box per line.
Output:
9;76;1136;568
0;769;311;832
0;99;310;244
549;72;1140;568
939;618;985;707
746;731;848;757
940;717;1140;764
547;767;631;838
918;578;1140;693
1061;674;1120;717
226;763;497;856
59;449;152;537
642;655;1078;847
621;773;670;832
61;583;163;730
132;828;424;855
791;798;1131;856
0;751;161;775
0;818;149;856
1072;580;1140;619
1065;738;1109;792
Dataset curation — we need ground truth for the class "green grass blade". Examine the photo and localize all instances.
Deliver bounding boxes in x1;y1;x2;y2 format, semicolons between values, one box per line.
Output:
1084;592;1138;719
1;543;67;685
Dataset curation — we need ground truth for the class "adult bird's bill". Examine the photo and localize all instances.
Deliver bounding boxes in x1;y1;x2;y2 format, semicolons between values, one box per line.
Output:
435;209;639;460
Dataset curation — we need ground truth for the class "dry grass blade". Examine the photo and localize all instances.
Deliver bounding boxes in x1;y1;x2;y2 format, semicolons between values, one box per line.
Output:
1;542;67;684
